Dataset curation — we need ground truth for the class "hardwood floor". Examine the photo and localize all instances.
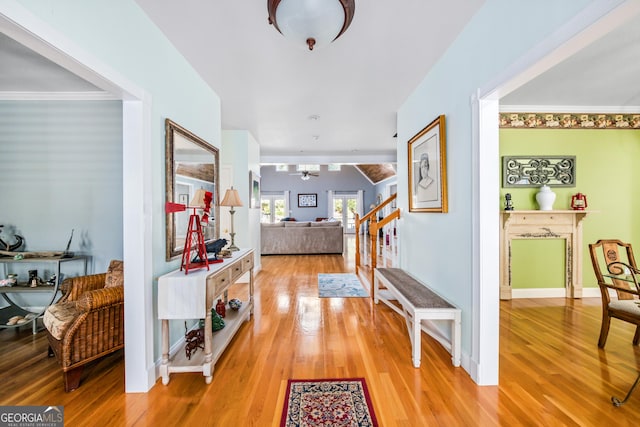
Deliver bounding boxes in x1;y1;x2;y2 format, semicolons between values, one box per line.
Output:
1;239;639;426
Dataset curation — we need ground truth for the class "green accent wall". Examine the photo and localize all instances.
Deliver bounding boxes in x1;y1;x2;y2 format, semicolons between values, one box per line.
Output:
500;128;640;289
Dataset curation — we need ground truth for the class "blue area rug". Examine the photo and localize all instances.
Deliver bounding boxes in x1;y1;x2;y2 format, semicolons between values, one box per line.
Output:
318;273;369;298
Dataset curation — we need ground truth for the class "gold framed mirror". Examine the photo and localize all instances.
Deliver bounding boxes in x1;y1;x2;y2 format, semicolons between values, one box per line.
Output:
165;119;220;261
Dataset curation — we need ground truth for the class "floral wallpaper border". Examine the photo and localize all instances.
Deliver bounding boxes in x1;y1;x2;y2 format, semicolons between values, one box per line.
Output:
499;112;640;129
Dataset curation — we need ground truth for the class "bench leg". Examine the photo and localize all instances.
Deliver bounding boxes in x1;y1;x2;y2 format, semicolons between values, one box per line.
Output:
451;312;461;367
412;315;421;368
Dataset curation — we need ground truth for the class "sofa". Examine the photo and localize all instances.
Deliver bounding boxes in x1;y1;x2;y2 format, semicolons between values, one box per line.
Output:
261;221;344;255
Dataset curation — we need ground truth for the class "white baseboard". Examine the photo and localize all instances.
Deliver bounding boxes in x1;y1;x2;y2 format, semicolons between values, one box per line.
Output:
511;287;601;299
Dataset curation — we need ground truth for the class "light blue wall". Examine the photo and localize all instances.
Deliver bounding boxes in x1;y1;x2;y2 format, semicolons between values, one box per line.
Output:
17;0;222;274
260;165;377;220
397;0;597;359
221;130;261;261
0;100;122;268
11;0;222;370
0;100;122;307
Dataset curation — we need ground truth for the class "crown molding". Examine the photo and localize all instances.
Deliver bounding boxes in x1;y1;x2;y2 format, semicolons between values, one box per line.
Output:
0;91;118;101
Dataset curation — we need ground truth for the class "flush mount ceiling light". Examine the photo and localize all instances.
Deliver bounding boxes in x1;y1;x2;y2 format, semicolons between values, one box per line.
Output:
267;0;355;51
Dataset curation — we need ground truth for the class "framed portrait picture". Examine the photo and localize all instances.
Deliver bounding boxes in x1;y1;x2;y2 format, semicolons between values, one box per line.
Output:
298;193;317;208
250;171;260;209
408;114;448;213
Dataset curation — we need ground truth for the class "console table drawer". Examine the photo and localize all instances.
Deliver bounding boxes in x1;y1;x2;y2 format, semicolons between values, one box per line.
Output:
230;261;244;282
509;212;574;225
207;269;232;297
241;254;254;273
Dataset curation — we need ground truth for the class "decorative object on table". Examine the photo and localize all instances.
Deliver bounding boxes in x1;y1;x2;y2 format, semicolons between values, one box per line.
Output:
408;114;448;213
219;249;232;259
192;238;228;264
571;192;588;210
61;229;75;258
6;313;35;326
267;0;356;51
0;224;24;252
0;279;13;287
228;298;242;311
535;185;556;211
45;274;57;286
184;321;204;360
166;188;213;274
28;270;39;287
211;308;225;331
502;155;576;187
1;228;75;259
504;193;514;211
220;186;243;251
0;273;18;287
280;378;378;427
215;298;226;318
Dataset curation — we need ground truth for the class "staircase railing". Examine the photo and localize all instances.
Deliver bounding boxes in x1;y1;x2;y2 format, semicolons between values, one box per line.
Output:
355;193;400;293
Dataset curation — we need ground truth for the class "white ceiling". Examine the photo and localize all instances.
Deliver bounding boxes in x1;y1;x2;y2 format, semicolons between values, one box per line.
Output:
133;0;485;162
1;2;639;164
501;15;640;108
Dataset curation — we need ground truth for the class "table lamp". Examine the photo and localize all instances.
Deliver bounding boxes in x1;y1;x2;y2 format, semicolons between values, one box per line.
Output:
220;187;243;251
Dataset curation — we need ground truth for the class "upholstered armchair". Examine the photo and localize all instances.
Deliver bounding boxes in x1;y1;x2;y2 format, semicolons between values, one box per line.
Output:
43;260;124;392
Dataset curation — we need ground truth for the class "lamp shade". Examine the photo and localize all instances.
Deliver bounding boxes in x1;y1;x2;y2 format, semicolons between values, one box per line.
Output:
268;0;355;50
220;187;243;207
190;189;212;209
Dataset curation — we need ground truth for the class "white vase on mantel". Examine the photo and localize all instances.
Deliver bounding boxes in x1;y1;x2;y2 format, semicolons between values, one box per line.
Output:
536;185;556;211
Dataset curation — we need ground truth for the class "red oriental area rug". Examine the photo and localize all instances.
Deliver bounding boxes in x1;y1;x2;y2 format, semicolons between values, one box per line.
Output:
280;378;379;427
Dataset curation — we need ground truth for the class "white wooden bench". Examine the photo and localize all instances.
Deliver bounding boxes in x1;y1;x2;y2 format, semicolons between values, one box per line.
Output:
374;268;461;368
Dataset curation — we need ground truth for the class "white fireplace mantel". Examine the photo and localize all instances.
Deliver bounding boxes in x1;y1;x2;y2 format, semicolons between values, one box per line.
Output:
500;210;592;300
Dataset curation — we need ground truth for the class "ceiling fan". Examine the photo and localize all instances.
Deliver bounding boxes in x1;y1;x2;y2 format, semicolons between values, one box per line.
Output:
290;170;319;181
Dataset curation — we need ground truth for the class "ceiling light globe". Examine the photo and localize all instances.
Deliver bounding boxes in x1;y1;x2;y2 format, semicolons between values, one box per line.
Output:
268;0;355;51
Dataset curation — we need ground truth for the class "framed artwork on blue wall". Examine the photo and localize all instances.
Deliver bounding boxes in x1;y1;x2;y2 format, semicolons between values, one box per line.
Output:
408;114;448;213
298;193;317;208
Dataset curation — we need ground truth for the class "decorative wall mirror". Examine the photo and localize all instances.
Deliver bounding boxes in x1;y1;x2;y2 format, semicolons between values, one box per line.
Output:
165;119;220;261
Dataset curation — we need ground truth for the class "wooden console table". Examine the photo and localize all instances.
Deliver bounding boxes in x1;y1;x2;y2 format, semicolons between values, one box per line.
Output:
500;210;591;300
157;248;254;384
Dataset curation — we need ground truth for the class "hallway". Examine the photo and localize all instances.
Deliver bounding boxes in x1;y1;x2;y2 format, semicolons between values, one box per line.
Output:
0;246;638;425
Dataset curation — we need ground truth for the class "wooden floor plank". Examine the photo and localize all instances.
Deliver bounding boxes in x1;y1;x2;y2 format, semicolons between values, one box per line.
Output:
0;236;639;426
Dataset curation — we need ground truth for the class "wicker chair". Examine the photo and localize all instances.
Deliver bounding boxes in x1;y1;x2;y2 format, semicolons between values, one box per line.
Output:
43;260;124;392
588;240;640;348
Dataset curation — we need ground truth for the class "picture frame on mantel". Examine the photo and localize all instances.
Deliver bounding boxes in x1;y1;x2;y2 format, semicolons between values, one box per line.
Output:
298;193;317;208
408;115;448;213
